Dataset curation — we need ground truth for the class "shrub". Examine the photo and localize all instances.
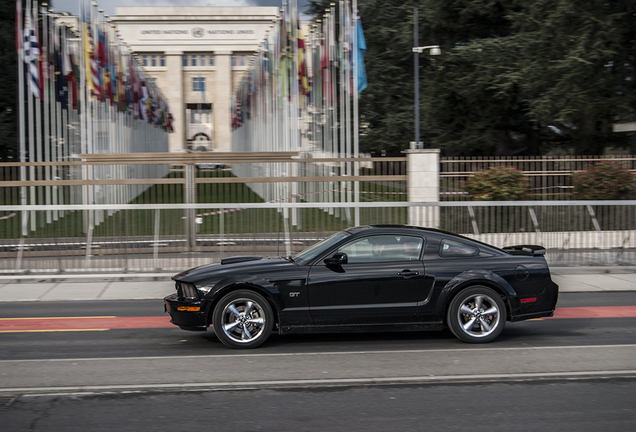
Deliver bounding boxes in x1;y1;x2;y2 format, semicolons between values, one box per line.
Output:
465;166;527;201
572;162;634;200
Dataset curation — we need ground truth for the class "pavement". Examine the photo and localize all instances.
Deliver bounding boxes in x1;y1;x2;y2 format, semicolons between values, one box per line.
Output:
0;266;634;302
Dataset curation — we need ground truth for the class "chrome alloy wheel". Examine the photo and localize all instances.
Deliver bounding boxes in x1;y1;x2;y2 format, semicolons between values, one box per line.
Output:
221;298;267;344
456;293;501;338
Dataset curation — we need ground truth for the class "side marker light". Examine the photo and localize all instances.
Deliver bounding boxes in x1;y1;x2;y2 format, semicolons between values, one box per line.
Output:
177;306;201;312
520;298;537;303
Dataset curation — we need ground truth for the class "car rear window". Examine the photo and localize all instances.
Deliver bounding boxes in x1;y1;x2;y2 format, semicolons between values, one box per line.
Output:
439;239;479;257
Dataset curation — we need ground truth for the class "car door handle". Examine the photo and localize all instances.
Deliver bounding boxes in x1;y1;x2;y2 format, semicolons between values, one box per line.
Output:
398;270;419;278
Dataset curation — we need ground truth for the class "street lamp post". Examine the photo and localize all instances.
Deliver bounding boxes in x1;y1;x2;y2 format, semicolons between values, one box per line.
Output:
412;7;440;150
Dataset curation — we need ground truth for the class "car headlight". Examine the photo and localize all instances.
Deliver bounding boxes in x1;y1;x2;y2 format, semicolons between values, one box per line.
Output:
176;281;199;300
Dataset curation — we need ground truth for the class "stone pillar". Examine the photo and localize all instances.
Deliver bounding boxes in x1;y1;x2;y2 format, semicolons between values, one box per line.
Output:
214;51;232;151
165;51;185;152
406;148;440;228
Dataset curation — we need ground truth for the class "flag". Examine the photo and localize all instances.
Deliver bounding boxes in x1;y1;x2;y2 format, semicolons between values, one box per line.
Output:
354;10;367;93
55;26;68;110
278;6;291;103
297;11;310;97
140;80;148;121
93;24;104;102
24;1;41;99
82;2;95;99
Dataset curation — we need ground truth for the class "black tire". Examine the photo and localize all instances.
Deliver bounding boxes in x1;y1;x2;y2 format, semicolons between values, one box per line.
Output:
447;286;506;343
212;290;273;349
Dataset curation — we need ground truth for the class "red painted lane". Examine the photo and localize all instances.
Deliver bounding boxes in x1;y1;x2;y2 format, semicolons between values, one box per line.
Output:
549;306;636;319
0;316;173;332
1;306;636;332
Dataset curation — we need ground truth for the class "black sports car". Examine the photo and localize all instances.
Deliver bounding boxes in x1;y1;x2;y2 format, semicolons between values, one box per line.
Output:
164;225;559;348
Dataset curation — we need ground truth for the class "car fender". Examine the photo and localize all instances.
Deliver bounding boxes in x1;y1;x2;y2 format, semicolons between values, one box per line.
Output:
437;269;517;315
204;274;283;317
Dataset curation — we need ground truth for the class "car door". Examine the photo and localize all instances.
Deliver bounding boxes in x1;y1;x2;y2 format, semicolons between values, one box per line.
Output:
307;234;425;326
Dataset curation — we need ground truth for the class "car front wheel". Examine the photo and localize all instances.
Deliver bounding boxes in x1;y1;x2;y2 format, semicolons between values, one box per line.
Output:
447;286;506;343
212;290;274;349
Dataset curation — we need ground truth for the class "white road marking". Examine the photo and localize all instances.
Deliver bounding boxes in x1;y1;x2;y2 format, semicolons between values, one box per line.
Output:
1;343;635;363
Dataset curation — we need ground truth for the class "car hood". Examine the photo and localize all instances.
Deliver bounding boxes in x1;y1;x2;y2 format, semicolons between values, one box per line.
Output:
172;256;295;284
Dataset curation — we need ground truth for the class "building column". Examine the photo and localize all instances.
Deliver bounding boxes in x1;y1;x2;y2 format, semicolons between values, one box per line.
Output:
165;50;185;152
406;148;440;228
213;51;232;151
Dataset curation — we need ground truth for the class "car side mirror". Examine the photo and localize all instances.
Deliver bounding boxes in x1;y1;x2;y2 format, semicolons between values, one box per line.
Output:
324;252;348;266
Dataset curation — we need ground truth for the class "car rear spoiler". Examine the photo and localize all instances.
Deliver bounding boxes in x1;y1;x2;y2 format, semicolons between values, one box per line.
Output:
502;245;547;257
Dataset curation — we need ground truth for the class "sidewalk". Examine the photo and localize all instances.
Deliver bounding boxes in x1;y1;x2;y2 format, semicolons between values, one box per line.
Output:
0;268;634;302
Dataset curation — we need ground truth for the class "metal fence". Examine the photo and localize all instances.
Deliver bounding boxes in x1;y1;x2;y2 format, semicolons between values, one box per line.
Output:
1;201;634;274
441;155;636;201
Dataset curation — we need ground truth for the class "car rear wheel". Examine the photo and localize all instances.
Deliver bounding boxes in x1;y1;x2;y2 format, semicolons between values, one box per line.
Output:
212;290;273;349
447;286;506;343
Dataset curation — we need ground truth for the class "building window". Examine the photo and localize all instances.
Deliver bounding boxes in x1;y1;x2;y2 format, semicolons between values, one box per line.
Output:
209;55;214;66
160;55;165;67
191;55;197;67
142;55;148;67
151;55;157;67
183;55;187;67
240;55;245;66
193;77;205;92
231;55;236;67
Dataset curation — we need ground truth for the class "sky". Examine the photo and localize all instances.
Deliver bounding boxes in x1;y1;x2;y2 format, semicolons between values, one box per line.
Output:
51;0;311;17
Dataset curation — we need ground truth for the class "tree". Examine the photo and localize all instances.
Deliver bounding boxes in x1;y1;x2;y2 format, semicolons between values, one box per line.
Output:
307;0;427;156
0;0;18;162
0;1;50;162
307;0;636;156
423;0;636;156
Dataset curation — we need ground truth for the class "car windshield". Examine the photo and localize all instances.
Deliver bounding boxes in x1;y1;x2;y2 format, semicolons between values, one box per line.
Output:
292;231;352;265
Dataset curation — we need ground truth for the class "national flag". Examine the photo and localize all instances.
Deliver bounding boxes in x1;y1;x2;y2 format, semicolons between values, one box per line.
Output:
140;80;148;121
82;2;95;99
93;24;104;102
297;11;310;97
55;26;68;109
24;1;41;99
354;10;367;93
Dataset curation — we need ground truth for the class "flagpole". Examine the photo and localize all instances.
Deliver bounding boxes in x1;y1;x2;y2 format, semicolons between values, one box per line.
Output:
17;0;28;236
352;0;360;226
51;10;61;221
344;0;353;222
42;3;52;223
329;5;338;212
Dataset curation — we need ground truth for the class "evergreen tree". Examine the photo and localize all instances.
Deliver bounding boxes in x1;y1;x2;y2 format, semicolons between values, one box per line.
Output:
308;0;636;156
0;0;18;162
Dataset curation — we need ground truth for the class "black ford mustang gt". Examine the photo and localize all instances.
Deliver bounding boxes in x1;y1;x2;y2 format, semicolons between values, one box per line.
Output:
164;225;559;348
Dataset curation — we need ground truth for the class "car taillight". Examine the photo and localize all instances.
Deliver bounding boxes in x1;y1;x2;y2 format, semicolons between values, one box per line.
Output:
177;282;199;300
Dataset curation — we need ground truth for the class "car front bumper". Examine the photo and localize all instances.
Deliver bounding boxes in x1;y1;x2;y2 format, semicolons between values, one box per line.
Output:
164;294;208;331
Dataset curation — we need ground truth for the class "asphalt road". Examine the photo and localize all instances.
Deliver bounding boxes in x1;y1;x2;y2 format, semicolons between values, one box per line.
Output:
1;292;636;431
4;379;636;432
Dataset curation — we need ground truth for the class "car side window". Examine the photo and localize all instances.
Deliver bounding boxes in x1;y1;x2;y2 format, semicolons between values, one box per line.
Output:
439;239;479;258
338;235;422;263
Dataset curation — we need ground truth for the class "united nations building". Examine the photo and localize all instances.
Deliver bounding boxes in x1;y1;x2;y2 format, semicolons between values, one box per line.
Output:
112;7;279;153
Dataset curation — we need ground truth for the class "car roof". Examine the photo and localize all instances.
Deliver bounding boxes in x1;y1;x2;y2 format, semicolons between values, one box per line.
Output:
346;224;452;235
